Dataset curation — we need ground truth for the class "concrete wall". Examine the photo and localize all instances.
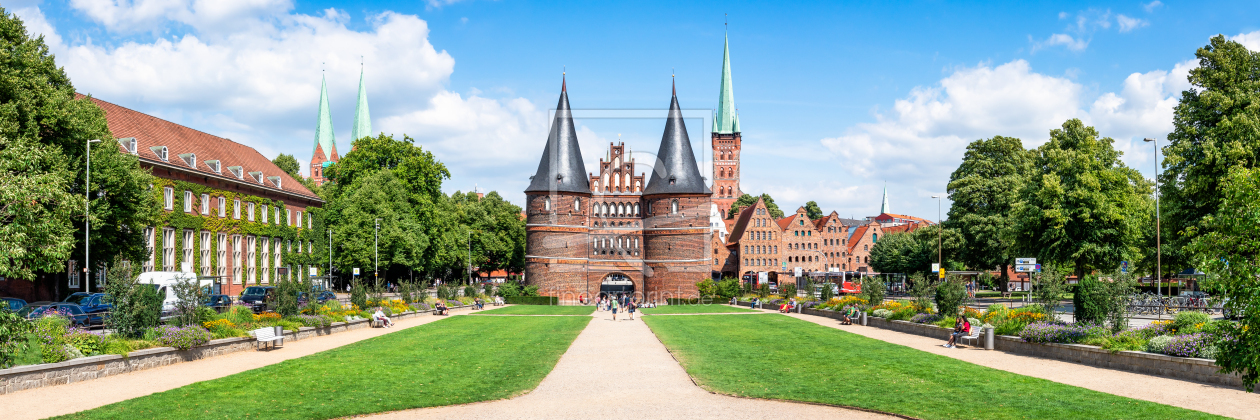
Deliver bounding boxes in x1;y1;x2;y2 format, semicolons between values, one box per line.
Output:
802;308;1245;388
0;304;472;395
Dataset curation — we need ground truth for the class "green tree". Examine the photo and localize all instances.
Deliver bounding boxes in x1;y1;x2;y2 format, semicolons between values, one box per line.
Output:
869;232;918;275
450;191;526;282
695;279;717;298
102;257;160;338
1162;35;1260;273
272;153;302;179
726;193;784;219
945;136;1033;291
803;201;823;220
330;169;428;286
934;277;967;317
1186;166;1260;391
1030;264;1069;318
1012;119;1153;279
0;9;157;281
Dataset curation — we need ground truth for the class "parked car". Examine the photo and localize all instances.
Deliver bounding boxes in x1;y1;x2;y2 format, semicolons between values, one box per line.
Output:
135;271;213;317
203;294;233;313
298;291;337;306
17;302;90;327
239;286;276;312
1;297;26;312
64;292;112;325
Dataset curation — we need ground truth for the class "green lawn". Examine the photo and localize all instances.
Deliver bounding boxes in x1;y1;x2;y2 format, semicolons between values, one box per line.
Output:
59;316;591;420
473;305;595;315
643;314;1220;420
640;304;759;315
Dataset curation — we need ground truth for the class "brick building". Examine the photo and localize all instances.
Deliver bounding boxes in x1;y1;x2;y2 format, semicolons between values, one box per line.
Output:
524;78;712;302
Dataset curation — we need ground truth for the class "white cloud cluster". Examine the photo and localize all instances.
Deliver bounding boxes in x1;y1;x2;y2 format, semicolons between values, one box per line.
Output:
1034;7;1150;52
13;1;547;185
1117;14;1148;33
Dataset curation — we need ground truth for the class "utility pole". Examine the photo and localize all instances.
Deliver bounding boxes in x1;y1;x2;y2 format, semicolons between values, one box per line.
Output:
467;229;472;286
85;139;100;294
1144;138;1163;305
932;195;942;276
328;228;332;291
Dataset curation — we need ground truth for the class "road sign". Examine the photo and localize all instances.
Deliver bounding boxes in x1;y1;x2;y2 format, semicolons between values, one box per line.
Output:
309;267;318;276
1015;264;1037;272
1121;261;1129;273
794;267;803;277
931;263;940;272
353;267;360;276
1015;258;1036;265
939;268;946;279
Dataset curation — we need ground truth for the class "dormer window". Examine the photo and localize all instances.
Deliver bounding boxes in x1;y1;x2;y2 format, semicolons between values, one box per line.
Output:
249;171;264;183
117;137;137;154
206;160;221;174
227;166;243;179
150;146;168;161
267;176;282;188
179;153;196;168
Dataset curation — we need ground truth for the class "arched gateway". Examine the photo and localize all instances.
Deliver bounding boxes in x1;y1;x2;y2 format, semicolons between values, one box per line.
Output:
599;273;635;297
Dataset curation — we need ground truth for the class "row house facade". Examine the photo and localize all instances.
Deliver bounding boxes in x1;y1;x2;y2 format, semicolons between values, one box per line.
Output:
91;96;326;296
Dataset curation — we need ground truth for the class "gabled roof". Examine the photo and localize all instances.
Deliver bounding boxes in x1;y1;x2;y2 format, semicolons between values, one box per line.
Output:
644;80;710;195
725;198;761;246
847;225;871;253
874;213;935;224
83;94;320;201
776;216;794;231
526;77;590;194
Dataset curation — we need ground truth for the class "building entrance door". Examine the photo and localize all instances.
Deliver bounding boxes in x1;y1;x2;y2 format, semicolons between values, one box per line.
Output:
599;273;634;298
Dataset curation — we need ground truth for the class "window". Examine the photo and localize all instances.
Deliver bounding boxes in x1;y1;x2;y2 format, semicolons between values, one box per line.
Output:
232;235;242;284
261;237;270;284
201;194;209;215
274;207;280;225
200;231;211;276
218;197;226;217
182;229;193;270
217;233;227;279
162;228;175;271
308;241;312;254
670;199;678;214
297;211;303;228
248;202;255;221
872;234;877;242
574;197;581;212
163;187;173;210
274;239;282;282
183;191;193;212
543;196;551;211
286;209;292;226
261;205;268;223
307;213;311;229
233;199;240;219
143;227;155;272
247;236;256;284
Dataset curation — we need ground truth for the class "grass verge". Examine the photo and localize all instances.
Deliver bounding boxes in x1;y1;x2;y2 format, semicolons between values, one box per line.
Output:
642;314;1221;420
59;316;590;420
640;305;759;315
473;305;595;315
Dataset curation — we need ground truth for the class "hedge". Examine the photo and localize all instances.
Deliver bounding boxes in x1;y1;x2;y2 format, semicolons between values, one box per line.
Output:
666;298;724;305
504;296;559;305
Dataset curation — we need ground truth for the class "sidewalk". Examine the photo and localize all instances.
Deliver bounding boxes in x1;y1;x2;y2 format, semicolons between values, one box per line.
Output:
777;308;1260;420
370;310;894;419
3;308;470;420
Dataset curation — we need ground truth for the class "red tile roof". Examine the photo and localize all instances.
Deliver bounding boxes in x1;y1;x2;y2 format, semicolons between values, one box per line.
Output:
881;222;926;235
81;94;320;201
847;225;871;253
776;216;794;231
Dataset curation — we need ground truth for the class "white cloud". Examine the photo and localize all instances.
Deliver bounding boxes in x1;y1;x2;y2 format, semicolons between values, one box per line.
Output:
1143;1;1163;13
18;2;546;189
1033;33;1089;52
1117;14;1148;32
1033;8;1121;52
1230;30;1260;51
819;59;1189;211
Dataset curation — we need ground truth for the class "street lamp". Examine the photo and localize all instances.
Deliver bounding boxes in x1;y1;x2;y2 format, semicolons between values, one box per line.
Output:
931;195;943;276
328;228;332;291
374;218;380;289
85;139;101;294
1144;138;1162;301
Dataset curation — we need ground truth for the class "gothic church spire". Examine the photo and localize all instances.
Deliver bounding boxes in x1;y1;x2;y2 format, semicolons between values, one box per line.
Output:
713;33;739;134
350;64;372;142
313;74;337;161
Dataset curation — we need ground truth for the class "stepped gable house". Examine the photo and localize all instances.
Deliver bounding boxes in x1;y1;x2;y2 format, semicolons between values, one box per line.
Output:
524;77;712;302
93;96;324;296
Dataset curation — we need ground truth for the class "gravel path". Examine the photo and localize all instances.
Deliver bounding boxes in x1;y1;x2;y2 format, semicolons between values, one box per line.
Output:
369;310;894;420
3;308;471;420
778;308;1260;420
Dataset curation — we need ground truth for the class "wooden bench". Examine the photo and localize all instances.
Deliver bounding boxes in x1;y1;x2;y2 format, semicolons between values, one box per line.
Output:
252;326;283;350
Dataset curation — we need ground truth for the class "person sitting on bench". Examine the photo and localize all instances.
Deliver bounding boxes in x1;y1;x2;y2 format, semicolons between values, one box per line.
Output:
373;307;394;328
436;301;448;316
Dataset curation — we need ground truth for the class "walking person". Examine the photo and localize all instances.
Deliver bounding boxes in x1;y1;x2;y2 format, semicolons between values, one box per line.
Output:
611;296;620;321
628;299;637;320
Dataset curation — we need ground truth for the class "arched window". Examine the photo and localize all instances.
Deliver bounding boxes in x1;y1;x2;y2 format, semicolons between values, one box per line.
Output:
603;203;609;217
574;197;581;212
872;234;878;242
634;203;640;216
544;196;551;211
618;203;625;217
671;199;679;214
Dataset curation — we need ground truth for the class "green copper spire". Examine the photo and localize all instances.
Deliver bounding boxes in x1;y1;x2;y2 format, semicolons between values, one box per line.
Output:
313;74;336;161
880;182;891;214
713;33;738;134
350;66;372;142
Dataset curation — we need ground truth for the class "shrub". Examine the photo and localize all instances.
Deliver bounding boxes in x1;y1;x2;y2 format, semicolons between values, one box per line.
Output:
496;281;521;297
102;259;162;339
781;282;797;298
758;283;770;298
464;284;478;298
350;278;368;311
859;277;886;309
1101;335;1147;352
934;278;967;317
1074;275;1107;324
33;316;76;363
149;325;212;351
717;277;741;300
985;304;1006;314
171;274;208;327
227;306;256;326
696;279;717;298
909;274;935;312
888;307;917;321
0;303;33;368
1146;335;1174;353
522;285;540;296
910;313;942;324
994;321;1028;336
872;309;892;318
1172;311;1212;334
1164;333;1217;358
1019;322;1106;344
274;278;302;317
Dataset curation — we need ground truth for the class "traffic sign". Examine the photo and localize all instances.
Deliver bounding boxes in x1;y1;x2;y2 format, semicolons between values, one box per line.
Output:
794;267;803;277
1015;258;1036;265
353;267;360;276
1015;264;1038;272
1121;261;1129;273
931;263;940;272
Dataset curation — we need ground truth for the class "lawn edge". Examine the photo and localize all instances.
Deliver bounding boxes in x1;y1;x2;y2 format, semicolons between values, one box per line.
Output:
640;315;923;420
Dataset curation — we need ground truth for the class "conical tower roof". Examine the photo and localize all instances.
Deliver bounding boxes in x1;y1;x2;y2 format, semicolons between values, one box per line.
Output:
350;66;372;142
880;182;891;214
713;34;738;134
313;74;337;160
525;76;590;194
645;80;710;195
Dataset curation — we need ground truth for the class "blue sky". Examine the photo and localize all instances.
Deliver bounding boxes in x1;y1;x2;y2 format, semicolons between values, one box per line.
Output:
12;0;1260;220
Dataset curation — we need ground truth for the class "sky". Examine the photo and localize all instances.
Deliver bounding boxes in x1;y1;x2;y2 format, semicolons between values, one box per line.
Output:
10;0;1260;221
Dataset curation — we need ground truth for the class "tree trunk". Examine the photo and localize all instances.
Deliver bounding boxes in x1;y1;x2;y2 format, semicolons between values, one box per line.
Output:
999;263;1010;292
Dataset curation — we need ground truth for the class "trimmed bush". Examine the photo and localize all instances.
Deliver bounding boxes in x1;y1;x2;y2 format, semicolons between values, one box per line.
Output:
149;325;212;350
1074;275;1107;324
872;309;892;318
1146;335;1174;353
935;279;967;317
504;296;558;305
1172;311;1211;334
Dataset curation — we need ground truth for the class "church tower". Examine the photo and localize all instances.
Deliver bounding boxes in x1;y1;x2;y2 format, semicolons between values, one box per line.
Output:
350;64;372;142
524;76;591;299
643;79;713;300
711;33;742;217
310;74;339;186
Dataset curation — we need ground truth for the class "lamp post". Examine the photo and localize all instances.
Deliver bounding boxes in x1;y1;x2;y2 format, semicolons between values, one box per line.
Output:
466;229;472;286
1144;138;1162;302
931;195;942;275
85;139;101;294
328;228;332;291
374;218;380;289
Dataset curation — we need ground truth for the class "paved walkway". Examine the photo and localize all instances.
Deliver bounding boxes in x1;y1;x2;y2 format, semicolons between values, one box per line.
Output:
774;308;1260;420
370;310;894;420
3;308;471;420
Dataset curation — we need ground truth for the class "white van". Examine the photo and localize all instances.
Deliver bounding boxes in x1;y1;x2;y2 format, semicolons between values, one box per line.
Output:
135;271;213;316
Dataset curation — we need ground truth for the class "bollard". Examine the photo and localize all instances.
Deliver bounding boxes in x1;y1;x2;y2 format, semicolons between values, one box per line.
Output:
984;327;994;350
861;312;868;326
